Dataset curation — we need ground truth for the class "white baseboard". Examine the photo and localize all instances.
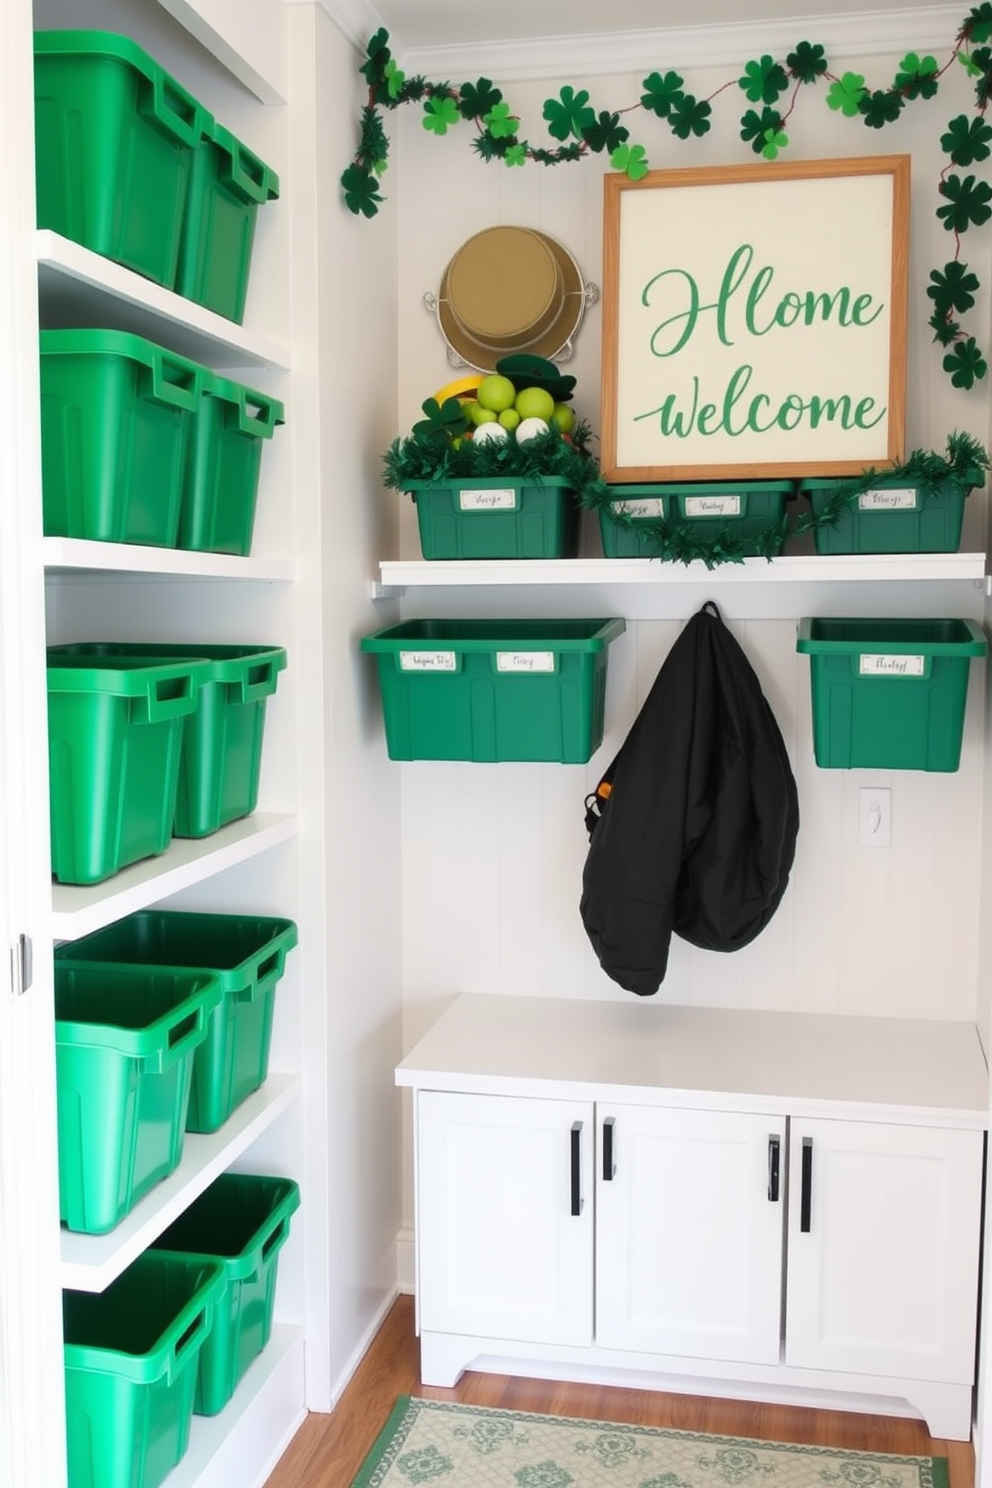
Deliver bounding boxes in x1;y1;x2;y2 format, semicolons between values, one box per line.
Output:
328;1286;402;1407
396;1225;415;1295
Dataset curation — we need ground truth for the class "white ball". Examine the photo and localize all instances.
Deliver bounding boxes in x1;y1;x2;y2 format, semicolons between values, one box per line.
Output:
515;416;549;443
471;421;509;444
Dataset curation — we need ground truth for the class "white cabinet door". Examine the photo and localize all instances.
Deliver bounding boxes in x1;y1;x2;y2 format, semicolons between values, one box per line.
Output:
785;1118;984;1384
596;1105;786;1365
416;1090;594;1346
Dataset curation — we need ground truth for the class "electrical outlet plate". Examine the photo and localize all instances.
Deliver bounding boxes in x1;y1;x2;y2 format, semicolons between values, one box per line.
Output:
859;787;891;847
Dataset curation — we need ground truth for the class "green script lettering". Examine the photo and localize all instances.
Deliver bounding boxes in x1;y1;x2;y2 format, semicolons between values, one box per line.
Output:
641;244;885;353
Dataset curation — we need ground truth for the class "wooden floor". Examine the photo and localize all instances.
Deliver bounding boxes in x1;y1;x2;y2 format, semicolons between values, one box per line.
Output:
263;1295;975;1488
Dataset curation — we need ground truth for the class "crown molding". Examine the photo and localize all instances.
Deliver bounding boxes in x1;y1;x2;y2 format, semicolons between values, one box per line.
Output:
295;2;964;79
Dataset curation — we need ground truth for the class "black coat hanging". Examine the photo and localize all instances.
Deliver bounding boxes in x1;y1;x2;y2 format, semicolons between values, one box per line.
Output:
580;601;800;997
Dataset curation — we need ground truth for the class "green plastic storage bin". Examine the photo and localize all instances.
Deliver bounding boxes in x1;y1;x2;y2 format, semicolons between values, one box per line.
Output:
40;329;207;546
153;1173;300;1414
63;1252;223;1488
406;475;580;559
49;642;286;838
176;116;280;323
47;650;212;885
801;475;971;554
180;374;285;555
57;911;298;1134
361;617;626;762
796;617;987;771
599;480;793;558
34;31;209;289
55;964;221;1234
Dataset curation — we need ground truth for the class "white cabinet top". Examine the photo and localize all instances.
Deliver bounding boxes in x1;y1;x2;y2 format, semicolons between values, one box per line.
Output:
396;993;989;1127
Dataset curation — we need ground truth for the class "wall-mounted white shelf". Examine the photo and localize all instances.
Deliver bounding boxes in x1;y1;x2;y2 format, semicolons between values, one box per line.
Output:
60;1074;300;1291
379;553;988;591
36;231;291;372
43;537;294;582
50;814;298;941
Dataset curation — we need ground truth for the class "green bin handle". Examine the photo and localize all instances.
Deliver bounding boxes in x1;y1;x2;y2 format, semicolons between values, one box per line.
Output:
143;976;221;1075
139;348;204;413
239;656;281;703
247;1182;301;1277
221;383;285;439
139;69;207;149
221;135;280;205
162;1262;225;1384
129;668;201;725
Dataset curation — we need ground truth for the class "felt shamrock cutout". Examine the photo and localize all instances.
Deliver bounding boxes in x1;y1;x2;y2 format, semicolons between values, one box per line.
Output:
860;89;905;127
943;336;988;387
739;55;789;104
928;260;981;314
938;172;992;231
411;397;470;442
340;164;383;219
670;94;712;139
459;78;502;120
786;42;827;81
582;112;629;153
641;71;686;117
611;142;649;180
827;72;868;115
895;53;940;98
423;95;461;135
543;87;596;141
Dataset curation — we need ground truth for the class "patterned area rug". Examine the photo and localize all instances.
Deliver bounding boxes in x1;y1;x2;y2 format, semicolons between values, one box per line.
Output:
351;1398;948;1488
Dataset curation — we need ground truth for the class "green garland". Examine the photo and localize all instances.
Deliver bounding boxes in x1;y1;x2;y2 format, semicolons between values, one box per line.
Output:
383;420;611;508
342;5;992;392
579;430;990;568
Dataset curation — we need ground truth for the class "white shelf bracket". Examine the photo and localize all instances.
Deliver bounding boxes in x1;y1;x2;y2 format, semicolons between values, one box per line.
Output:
370;580;405;600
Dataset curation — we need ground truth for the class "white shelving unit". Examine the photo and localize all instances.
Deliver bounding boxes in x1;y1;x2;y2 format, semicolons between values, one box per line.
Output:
0;4;332;1485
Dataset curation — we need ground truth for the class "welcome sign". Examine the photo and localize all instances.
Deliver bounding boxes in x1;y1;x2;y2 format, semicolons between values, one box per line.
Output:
600;157;910;480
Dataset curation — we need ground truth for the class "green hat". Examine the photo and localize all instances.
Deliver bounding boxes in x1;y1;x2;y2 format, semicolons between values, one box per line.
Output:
495;353;577;404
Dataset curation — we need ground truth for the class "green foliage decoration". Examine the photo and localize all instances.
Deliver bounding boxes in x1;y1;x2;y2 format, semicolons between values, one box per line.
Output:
342;8;992;393
576;433;990;567
382;421;611;509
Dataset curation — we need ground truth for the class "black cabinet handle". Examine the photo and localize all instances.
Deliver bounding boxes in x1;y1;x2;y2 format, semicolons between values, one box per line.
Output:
800;1137;813;1233
570;1121;583;1216
767;1135;780;1202
603;1116;616;1181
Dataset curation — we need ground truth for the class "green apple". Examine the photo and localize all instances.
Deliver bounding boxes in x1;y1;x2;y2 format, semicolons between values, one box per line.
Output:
550;402;576;434
476;374;517;413
514;386;555;422
498;408;521;430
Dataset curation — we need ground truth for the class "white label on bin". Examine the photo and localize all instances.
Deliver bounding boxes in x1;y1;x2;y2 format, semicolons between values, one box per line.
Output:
684;494;742;518
858;486;918;512
611;497;665;519
859;653;926;677
496;651;556;673
399;650;457;672
459;487;518;511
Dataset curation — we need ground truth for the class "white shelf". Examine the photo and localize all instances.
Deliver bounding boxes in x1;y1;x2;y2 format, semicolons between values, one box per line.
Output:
50;814;298;940
60;1074;300;1291
380;553;989;590
170;1326;306;1488
43;537;294;581
36;231;291;372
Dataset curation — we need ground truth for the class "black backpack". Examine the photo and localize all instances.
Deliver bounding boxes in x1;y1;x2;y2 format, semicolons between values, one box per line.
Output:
581;602;800;996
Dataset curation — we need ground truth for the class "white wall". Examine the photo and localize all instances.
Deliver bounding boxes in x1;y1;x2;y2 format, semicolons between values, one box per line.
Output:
382;33;992;1240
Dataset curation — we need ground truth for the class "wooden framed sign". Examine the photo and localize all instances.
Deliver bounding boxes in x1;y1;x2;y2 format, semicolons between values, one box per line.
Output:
600;156;910;481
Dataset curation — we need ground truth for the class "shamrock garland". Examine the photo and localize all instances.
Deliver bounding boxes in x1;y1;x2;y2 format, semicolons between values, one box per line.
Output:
342;4;992;392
